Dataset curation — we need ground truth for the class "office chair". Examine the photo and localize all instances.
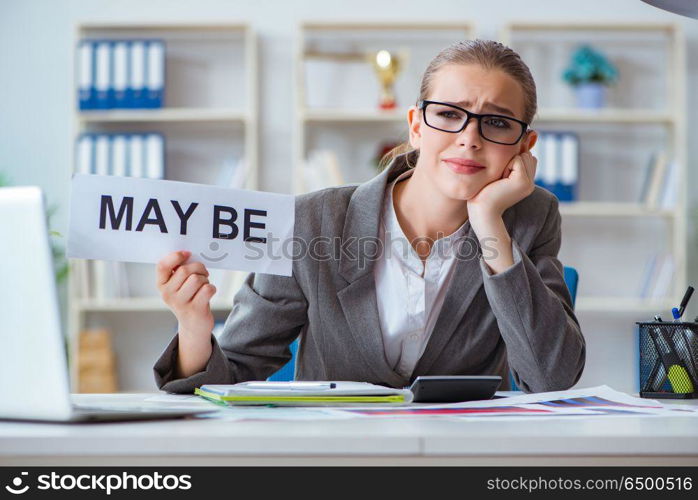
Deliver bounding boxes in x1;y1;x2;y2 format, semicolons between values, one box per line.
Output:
268;266;579;383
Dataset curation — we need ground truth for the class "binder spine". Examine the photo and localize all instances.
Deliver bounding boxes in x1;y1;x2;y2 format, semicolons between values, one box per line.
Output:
77;40;95;110
559;132;579;202
94;134;110;175
94;40;112;109
111;134;128;177
112;41;129;109
128;134;145;178
145;133;165;179
75;133;94;175
540;132;558;196
130;40;146;108
145;40;165;108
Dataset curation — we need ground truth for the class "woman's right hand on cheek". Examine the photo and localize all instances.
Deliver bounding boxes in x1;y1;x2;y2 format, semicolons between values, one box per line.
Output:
156;250;216;340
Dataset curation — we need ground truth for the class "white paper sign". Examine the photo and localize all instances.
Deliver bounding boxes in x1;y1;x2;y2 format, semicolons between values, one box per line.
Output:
67;174;295;276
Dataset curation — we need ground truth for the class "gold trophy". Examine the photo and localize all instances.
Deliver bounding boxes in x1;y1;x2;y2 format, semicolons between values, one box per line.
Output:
370;50;402;110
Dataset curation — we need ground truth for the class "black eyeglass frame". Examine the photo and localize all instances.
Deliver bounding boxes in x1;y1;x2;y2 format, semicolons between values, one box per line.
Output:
417;99;530;145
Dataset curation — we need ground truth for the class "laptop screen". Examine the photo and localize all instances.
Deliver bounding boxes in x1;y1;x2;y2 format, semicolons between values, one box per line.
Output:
0;186;73;420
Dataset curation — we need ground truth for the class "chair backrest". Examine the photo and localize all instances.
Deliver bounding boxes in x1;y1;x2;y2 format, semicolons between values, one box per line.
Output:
563;266;579;308
266;337;299;382
269;266;580;382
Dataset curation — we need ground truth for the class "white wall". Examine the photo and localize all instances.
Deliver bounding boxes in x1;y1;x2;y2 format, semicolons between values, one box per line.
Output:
1;0;697;391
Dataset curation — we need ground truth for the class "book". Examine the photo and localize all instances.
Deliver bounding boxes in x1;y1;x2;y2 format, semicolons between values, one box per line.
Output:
145;40;165;108
638;151;657;202
558;132;579;202
659;160;678;210
77;41;94;110
638;254;659;299
540;132;558;194
650;254;675;299
643;151;668;209
195;381;414;406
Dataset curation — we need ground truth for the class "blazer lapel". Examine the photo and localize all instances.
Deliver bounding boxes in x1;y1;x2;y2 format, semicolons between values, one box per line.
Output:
336;274;405;387
335;154;414;387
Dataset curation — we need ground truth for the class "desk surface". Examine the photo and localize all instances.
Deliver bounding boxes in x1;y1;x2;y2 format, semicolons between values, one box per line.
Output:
1;393;697;466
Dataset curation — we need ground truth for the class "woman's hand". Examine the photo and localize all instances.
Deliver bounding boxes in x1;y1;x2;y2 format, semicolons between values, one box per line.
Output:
467;151;538;222
156;250;216;340
466;152;537;274
156;251;217;378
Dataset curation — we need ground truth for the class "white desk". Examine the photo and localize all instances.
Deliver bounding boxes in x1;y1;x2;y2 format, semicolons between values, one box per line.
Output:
1;393;697;466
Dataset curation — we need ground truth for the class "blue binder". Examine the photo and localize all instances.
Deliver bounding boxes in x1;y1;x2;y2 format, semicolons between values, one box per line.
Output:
94;40;112;109
534;132;578;202
144;40;165;108
77;37;166;110
112;41;129;109
75;133;95;174
129;40;147;108
77;41;96;110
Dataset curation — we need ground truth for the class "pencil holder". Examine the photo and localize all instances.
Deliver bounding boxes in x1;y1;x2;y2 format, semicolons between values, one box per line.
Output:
637;321;698;399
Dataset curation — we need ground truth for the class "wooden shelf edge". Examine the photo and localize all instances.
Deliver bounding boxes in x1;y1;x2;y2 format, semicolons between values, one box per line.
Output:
559;203;677;218
78;108;248;123
575;297;675;313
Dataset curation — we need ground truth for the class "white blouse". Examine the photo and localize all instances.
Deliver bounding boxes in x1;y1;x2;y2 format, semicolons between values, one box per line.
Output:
373;169;470;379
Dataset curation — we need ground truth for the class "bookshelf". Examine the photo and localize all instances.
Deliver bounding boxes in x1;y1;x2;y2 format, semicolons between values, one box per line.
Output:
68;22;258;392
500;22;686;392
500;22;687;312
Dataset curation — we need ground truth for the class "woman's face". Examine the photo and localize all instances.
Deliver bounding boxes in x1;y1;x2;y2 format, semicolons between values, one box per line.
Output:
408;63;537;201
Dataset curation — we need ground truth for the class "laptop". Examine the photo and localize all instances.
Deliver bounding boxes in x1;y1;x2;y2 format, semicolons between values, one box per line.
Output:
0;186;214;422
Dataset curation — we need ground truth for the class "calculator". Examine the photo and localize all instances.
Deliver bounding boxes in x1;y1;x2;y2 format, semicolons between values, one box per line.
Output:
409;375;502;403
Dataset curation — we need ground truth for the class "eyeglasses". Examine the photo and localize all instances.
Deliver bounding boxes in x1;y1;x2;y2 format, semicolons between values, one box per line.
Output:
418;100;529;145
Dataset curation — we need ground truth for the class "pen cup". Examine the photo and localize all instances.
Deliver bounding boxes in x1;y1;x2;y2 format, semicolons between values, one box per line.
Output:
637;321;698;399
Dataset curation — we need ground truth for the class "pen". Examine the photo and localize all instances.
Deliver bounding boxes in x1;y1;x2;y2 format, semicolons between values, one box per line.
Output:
242;382;337;390
672;286;694;321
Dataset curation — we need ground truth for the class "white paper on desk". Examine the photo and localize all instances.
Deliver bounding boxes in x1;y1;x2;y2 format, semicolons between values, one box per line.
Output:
340;402;597;418
335;386;698;418
462;385;671;416
67;174;295;276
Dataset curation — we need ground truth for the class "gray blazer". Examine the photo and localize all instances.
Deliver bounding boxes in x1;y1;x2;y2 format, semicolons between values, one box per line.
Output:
154;153;585;393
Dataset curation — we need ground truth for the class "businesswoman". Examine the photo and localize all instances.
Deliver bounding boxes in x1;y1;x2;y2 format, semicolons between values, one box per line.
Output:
153;40;585;393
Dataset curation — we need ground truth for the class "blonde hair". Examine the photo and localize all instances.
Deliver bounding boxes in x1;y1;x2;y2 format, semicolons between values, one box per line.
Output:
379;39;538;169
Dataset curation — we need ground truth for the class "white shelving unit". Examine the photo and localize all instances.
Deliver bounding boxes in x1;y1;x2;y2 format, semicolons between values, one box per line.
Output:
68;22;258;392
500;22;686;392
501;22;687;313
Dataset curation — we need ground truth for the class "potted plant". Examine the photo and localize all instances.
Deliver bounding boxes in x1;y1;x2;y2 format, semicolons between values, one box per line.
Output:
563;45;619;109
